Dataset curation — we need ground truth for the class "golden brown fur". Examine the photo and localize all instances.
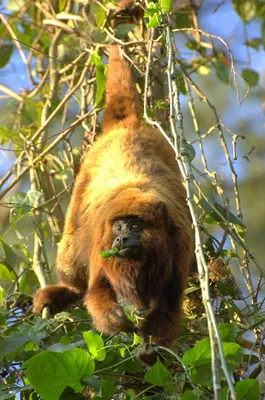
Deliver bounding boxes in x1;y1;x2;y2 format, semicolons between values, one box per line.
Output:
34;45;194;352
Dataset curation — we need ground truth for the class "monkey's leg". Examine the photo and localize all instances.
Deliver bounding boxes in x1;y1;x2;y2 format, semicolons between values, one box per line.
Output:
84;274;135;335
139;275;183;347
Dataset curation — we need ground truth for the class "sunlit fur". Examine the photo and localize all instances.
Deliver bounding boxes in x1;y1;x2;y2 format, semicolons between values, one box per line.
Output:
33;45;195;354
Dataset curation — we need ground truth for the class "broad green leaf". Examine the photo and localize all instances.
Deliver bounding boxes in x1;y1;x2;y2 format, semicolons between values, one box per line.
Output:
144;358;173;388
0;263;16;281
256;1;265;19
0;237;17;265
183;339;242;386
235;379;260;400
222;342;243;372
160;0;174;12
90;2;106;29
242;69;259;87
83;331;106;361
23;349;95;400
176;13;192;28
19;271;39;294
22;99;43;125
0;335;31;360
175;69;186;94
115;24;135;39
181;390;199;399
186;143;196;162
233;0;256;22
6;0;26;10
0;126;20;144
148;12;162;28
198;198;245;227
58;0;67;12
0;45;13;68
214;61;229;84
183;338;211;367
245;38;262;51
218;323;238;343
144;3;160;18
59;386;86;399
220;249;239;258
99;380;116;400
26;190;44;208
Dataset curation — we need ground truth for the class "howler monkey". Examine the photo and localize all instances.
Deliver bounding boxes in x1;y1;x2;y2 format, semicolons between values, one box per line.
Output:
33;45;195;356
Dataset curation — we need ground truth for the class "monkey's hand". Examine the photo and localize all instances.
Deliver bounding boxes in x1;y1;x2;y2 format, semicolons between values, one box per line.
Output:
94;304;135;335
139;308;179;347
33;285;81;315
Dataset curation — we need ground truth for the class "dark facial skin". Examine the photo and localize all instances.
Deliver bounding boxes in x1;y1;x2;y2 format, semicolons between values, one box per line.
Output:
111;218;145;258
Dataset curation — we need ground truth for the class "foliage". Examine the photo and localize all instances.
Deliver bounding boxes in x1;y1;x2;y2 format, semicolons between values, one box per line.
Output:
0;0;265;399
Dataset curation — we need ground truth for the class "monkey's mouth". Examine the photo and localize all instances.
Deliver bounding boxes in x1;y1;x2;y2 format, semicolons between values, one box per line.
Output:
115;246;141;259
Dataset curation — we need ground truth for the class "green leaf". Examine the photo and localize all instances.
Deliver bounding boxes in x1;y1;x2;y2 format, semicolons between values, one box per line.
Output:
99;380;116;400
144;358;173;388
23;349;95;400
58;0;67;12
0;237;17;265
218;323;238;342
83;331;106;361
22;99;43;125
175;13;192;29
183;338;211;367
59;386;86;399
0;263;16;281
115;24;135;39
26;190;44;208
181;390;199;399
186;143;196;162
148;12;162;28
0;126;20;144
232;0;256;22
160;0;174;12
0;335;31;360
100;248;120;259
0;45;13;68
19;271;39;294
214;61;229;84
144;3;160;18
242;69;259;87
235;379;260;400
6;0;26;11
90;2;106;29
245;38;262;51
183;339;242;386
91;50;106;105
175;69;186;94
198;198;245;227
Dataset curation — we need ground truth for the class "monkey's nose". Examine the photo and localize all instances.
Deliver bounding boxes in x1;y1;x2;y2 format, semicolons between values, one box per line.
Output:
115;236;128;244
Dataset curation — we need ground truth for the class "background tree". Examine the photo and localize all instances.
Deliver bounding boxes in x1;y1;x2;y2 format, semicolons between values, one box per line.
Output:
0;0;264;399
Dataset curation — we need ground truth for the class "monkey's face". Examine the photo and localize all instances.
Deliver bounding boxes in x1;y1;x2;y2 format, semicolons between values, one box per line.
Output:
111;218;146;259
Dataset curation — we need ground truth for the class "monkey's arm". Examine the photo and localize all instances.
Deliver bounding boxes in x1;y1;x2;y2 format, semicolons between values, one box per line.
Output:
84;272;135;335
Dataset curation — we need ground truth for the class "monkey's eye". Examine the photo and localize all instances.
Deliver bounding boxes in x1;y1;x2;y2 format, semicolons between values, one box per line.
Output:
114;224;122;231
131;224;140;231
